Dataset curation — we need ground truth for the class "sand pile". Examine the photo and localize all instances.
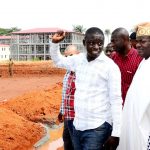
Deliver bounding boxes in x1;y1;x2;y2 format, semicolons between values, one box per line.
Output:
0;82;63;150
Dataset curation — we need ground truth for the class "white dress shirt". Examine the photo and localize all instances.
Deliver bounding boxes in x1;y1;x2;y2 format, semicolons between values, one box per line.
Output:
50;43;122;137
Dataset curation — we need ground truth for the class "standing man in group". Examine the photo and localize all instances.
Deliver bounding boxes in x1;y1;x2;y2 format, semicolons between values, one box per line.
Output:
8;58;14;77
105;43;114;57
118;22;150;150
50;27;122;150
129;31;137;49
111;28;142;105
58;45;79;150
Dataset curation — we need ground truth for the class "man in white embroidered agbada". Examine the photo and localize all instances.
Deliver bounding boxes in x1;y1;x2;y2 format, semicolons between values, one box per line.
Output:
118;22;150;150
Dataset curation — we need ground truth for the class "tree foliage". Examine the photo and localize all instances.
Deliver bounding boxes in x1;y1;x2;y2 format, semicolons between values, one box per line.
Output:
73;25;86;33
0;27;21;35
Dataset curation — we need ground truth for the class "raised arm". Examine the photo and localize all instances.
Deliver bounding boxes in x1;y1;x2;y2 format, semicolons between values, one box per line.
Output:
50;31;79;72
51;30;66;43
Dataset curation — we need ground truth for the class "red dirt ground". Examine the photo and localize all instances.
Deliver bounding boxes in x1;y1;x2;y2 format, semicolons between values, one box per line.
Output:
0;61;65;150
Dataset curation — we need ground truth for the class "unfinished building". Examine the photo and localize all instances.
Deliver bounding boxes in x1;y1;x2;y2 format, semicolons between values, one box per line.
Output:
0;36;11;45
10;28;85;61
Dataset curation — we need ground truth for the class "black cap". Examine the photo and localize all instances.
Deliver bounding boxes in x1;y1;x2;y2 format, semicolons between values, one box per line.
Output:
130;32;136;40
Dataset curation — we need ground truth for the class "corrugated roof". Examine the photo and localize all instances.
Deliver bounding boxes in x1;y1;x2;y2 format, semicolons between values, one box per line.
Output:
0;36;11;39
12;28;73;34
0;44;10;46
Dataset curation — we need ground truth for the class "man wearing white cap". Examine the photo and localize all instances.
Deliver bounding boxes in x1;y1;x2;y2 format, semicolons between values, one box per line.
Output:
118;22;150;150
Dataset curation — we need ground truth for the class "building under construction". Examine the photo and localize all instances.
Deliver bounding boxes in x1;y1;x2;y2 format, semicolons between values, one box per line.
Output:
10;28;85;61
0;36;11;45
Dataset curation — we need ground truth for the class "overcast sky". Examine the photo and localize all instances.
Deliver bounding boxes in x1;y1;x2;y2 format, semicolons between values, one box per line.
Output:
0;0;149;32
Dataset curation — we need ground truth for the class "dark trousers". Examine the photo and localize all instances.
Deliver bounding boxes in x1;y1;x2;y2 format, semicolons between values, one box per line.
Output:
72;122;112;150
63;120;74;150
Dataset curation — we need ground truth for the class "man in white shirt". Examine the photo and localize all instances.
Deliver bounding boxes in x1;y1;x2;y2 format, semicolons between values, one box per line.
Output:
50;27;122;150
118;22;150;150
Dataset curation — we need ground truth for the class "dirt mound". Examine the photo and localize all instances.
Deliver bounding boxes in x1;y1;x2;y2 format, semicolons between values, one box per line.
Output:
0;82;63;149
1;82;62;124
0;108;44;150
0;60;65;77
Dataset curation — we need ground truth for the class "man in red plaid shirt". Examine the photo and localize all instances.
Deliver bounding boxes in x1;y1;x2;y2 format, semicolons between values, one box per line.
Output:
58;45;79;150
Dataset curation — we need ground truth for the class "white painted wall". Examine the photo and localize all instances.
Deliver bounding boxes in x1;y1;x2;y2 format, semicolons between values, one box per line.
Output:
0;45;10;61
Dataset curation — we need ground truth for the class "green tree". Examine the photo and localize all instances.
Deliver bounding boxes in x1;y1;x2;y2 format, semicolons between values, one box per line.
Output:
73;25;86;33
104;29;111;43
0;27;21;35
